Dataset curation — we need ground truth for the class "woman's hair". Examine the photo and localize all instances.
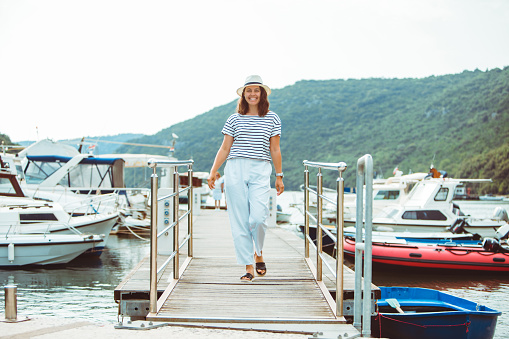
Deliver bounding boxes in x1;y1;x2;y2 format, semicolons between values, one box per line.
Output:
236;86;270;117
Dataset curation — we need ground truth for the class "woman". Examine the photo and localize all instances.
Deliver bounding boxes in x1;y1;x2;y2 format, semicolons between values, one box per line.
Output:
212;172;224;210
207;75;284;282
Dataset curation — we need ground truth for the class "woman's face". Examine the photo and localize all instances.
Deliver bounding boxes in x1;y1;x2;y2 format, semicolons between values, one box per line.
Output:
244;85;261;106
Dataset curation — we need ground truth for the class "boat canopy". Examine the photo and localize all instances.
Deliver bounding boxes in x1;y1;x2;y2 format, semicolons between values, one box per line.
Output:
26;155;122;165
24;155;125;188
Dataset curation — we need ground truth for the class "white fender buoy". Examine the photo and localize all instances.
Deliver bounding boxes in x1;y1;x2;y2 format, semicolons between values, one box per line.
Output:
8;243;15;262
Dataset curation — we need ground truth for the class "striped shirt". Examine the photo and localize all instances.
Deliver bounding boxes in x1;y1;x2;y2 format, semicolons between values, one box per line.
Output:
222;111;282;162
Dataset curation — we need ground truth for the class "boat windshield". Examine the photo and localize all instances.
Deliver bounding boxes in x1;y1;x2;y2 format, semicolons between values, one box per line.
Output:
0;177;17;194
374;190;400;200
434;187;449;201
402;210;447;220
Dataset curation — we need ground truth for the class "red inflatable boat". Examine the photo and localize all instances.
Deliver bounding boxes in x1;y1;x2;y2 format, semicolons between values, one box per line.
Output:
343;236;509;272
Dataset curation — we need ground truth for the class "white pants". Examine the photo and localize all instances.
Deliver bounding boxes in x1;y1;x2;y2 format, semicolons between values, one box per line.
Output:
224;158;272;265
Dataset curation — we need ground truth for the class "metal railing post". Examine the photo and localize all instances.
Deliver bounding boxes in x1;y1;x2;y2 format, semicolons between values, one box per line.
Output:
187;165;193;257
149;165;158;314
336;164;347;317
173;170;180;280
304;165;310;258
353;163;363;330
316;168;323;281
352;154;373;337
362;155;373;338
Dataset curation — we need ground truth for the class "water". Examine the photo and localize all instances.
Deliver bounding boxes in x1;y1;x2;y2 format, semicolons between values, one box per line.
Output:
0;234;150;323
1;194;508;338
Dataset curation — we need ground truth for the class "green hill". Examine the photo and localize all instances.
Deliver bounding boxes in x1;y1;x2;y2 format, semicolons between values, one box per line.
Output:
116;67;509;194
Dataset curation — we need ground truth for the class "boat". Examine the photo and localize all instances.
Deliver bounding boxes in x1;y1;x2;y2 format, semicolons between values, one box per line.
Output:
276;205;292;223
299;172;429;256
300;223;485;258
0;195;118;248
0;168;118;249
343;230;509;271
479;194;504;201
0;233;104;266
305;172;428;224
372;286;501;339
343;177;506;238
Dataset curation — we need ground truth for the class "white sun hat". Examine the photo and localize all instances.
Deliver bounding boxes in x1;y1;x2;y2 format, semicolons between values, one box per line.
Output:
236;75;271;96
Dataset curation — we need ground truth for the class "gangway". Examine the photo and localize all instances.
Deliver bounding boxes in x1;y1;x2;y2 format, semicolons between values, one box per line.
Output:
115;156;378;336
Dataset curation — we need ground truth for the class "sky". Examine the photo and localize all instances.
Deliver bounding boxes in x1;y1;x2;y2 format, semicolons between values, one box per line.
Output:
1;0;508;143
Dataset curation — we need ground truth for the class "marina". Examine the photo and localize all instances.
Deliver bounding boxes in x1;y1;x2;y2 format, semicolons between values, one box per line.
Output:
1;1;509;336
0;155;507;338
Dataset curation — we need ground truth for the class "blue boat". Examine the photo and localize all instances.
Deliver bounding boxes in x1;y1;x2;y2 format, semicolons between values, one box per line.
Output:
372;287;501;339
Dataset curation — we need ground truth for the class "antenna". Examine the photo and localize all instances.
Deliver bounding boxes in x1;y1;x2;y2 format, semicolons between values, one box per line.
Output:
430;153;436;168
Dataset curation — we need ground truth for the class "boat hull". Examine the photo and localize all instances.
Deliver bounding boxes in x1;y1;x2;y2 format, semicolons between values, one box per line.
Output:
343;237;509;271
54;213;119;247
0;234;104;266
372;287;500;339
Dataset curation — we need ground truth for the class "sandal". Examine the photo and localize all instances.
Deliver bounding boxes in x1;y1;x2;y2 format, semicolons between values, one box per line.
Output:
240;272;254;282
256;262;267;276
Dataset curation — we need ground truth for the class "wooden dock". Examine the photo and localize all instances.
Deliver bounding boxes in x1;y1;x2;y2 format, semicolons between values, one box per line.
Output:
115;209;379;335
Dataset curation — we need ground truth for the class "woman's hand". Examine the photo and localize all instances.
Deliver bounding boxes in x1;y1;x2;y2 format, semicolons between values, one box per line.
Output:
207;135;234;190
275;177;284;196
207;172;216;190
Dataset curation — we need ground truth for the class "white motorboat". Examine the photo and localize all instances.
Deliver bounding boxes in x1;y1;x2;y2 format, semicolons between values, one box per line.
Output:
308;172;428;224
276;205;292;223
0;196;118;246
344;177;506;238
479;194;504;201
0;169;118;248
0;233;104;266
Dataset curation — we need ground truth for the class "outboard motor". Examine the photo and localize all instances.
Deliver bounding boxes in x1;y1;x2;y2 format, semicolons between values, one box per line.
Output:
452;203;466;217
449;218;468;234
495;223;509;240
493;207;509;223
483;237;509;253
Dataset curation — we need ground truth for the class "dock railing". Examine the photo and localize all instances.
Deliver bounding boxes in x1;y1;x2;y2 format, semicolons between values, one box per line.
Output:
147;159;194;314
353;154;373;336
302;160;347;317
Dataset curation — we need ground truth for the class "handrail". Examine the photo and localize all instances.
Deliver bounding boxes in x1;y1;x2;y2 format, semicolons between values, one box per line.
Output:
147;158;194;314
302;160;347;318
353;154;373;337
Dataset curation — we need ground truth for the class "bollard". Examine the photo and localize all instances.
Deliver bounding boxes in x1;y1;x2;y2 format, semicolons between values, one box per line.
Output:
5;284;17;321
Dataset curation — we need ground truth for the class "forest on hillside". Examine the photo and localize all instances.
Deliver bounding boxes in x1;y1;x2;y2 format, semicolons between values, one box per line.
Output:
0;133;16;147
